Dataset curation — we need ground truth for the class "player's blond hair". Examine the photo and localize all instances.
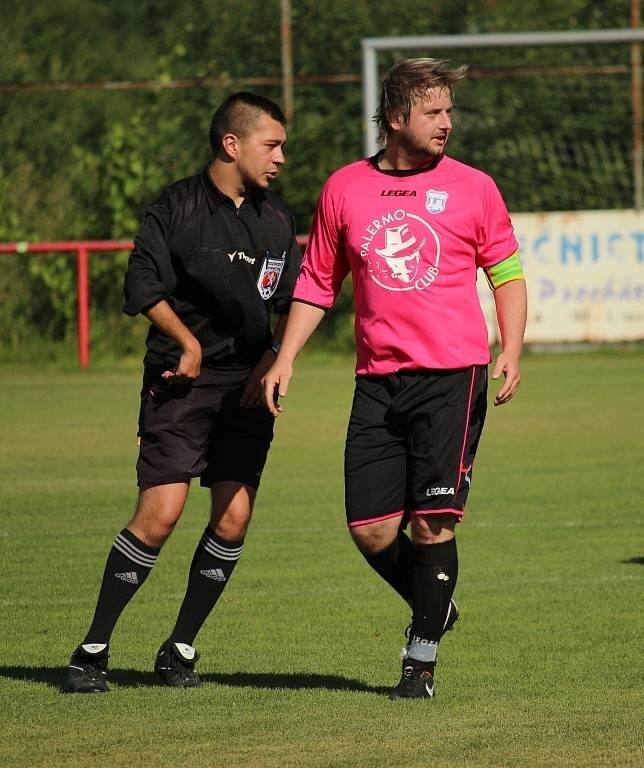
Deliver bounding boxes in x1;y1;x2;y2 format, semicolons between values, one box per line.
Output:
374;58;468;143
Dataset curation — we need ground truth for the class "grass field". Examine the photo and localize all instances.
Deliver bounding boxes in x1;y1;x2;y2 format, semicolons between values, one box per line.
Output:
0;351;642;768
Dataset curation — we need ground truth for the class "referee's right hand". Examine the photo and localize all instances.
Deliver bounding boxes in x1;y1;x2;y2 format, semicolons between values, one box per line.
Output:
145;300;202;384
162;341;202;384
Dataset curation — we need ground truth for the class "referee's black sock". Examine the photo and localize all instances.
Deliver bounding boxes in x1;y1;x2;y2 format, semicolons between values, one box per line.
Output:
83;528;160;645
168;526;244;646
364;529;414;604
409;538;458;666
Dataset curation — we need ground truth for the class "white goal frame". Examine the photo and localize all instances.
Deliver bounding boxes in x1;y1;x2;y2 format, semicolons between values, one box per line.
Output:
361;28;644;207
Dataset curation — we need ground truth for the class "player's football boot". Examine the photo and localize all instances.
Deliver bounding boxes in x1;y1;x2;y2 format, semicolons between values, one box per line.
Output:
62;643;109;693
154;640;202;687
388;650;435;700
392;600;458;700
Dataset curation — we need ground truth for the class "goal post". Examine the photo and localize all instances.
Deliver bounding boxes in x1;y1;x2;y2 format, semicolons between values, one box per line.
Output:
361;28;644;210
361;29;644;345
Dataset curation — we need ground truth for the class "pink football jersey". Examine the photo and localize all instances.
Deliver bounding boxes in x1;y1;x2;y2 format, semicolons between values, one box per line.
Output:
293;155;519;374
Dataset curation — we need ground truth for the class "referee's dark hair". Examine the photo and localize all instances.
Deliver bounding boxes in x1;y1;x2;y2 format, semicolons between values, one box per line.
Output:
209;92;287;155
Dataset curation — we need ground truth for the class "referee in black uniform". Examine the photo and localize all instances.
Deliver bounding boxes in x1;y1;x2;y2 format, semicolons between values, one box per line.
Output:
63;92;302;692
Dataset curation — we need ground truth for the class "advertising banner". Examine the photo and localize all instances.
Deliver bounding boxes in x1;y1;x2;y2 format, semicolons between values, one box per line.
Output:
478;210;644;343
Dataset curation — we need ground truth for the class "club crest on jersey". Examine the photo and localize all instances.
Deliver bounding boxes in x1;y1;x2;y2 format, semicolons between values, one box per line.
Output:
425;189;448;215
257;251;286;300
360;208;440;293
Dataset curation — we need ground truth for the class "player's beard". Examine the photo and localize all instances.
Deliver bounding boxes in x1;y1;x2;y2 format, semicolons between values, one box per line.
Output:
398;131;449;166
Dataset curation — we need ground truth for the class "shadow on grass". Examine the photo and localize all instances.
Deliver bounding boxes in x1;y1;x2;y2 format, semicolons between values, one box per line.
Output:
0;666;389;695
621;556;644;565
202;671;389;695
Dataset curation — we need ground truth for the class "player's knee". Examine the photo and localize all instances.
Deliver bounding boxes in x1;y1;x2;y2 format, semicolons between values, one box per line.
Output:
127;514;177;548
210;482;255;540
148;519;177;547
411;513;456;545
213;510;251;540
211;499;253;540
129;488;187;547
350;524;395;557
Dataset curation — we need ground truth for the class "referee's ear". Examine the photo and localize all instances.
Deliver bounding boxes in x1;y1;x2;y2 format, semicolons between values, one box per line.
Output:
220;132;241;161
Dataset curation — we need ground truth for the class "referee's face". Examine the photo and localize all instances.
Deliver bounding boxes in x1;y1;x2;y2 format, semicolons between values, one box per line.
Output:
236;113;287;190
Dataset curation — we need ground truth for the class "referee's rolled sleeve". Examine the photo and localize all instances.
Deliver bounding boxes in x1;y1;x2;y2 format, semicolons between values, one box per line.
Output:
123;197;177;316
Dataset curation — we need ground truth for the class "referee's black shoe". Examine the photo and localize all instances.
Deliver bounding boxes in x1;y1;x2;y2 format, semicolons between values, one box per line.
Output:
62;643;109;693
154;640;202;687
389;654;435;700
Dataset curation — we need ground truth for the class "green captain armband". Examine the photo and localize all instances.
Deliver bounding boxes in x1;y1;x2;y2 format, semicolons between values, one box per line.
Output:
483;251;525;290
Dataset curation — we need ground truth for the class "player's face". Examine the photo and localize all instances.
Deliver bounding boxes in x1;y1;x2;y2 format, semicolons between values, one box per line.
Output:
395;86;453;160
236;113;287;190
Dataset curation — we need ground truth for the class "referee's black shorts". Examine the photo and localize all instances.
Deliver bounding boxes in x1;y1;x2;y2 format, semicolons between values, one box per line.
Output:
136;361;274;490
344;366;487;528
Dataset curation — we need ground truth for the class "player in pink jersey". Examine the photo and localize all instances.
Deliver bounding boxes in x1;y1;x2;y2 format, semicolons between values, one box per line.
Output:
263;59;527;700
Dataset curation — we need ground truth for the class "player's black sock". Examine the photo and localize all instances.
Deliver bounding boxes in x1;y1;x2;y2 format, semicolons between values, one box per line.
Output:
408;538;458;666
364;529;414;603
168;526;244;646
83;528;160;644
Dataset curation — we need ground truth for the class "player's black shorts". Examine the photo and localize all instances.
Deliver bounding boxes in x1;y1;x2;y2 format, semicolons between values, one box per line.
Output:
344;366;487;528
136;360;274;490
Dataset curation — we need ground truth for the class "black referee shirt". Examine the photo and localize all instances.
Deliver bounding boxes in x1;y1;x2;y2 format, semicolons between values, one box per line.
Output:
123;166;302;369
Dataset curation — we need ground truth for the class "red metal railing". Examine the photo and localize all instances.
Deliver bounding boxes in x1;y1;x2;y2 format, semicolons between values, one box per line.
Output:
0;240;133;368
0;237;308;368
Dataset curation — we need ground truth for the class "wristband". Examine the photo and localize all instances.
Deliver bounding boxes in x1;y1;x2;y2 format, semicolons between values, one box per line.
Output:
270;341;281;355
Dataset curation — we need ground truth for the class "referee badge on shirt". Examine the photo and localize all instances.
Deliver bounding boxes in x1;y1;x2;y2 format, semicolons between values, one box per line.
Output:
257;250;286;300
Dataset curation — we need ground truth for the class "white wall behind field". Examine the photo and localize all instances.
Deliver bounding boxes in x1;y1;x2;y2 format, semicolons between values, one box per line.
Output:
478;209;644;344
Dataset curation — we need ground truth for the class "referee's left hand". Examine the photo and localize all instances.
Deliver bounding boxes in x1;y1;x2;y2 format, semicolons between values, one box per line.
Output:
240;351;277;409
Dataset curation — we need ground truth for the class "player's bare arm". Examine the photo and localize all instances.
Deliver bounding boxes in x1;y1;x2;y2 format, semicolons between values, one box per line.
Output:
262;301;326;416
144;300;202;382
491;278;527;406
240;314;290;408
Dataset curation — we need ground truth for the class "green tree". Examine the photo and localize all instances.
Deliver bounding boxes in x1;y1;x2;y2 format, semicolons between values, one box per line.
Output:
0;0;637;358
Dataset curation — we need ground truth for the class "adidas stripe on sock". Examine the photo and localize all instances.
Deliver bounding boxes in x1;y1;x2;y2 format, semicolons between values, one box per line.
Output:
199;528;244;561
169;526;244;645
83;528;160;645
113;531;158;568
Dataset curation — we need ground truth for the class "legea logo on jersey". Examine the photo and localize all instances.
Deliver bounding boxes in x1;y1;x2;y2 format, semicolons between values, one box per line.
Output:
361;208;440;292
